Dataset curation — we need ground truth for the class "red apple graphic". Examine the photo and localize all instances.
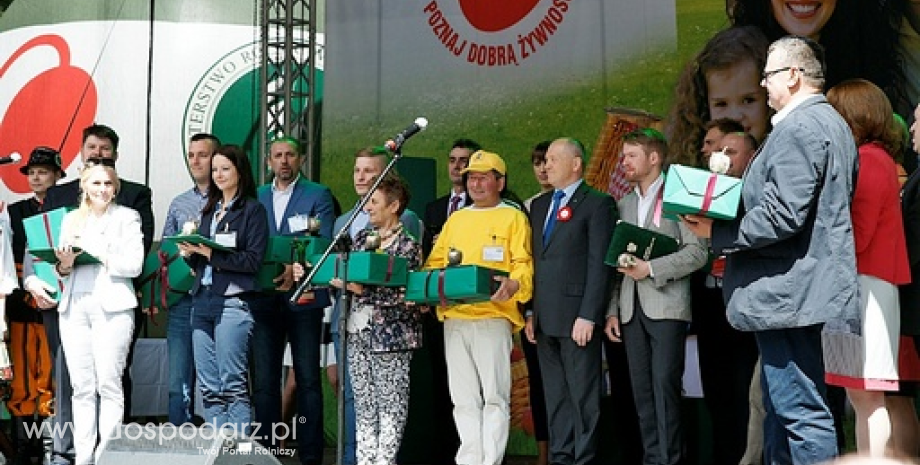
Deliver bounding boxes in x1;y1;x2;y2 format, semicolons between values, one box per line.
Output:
0;34;97;194
458;0;541;32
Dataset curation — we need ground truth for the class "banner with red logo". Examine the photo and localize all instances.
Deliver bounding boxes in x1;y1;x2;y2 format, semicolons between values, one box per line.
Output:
322;0;680;457
0;2;304;236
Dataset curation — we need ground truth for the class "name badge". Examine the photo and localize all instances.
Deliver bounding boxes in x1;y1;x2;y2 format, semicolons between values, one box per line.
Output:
215;231;237;248
482;245;504;262
288;215;309;233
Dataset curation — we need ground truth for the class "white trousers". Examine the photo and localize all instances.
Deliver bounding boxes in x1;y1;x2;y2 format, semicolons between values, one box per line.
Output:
444;318;511;465
60;292;134;465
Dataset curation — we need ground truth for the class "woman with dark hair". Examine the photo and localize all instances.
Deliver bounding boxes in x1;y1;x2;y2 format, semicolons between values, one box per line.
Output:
666;25;771;166
178;144;269;433
826;79;911;456
727;0;906;111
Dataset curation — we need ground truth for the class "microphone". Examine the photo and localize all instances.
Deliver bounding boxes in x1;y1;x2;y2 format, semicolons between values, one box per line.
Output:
0;152;22;165
384;117;429;152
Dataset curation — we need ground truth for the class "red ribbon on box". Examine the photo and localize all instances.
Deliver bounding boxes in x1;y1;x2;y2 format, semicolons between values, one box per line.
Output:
156;251;173;311
437;269;448;307
422;266;499;307
137;251;182;325
41;212;55;249
385;255;395;284
699;173;719;215
421;270;448;307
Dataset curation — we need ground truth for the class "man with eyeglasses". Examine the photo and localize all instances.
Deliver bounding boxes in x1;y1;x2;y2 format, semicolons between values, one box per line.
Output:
23;124;154;465
683;35;858;464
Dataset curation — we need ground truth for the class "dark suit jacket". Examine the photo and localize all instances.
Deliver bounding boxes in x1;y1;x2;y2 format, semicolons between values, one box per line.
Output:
530;182;616;337
187;197;269;296
712;94;859;331
257;178;335;308
45;177;155;254
257;178;336;238
423;192;471;256
900;168;920;335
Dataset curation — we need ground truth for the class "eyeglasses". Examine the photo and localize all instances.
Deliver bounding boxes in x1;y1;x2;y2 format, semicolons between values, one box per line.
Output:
85;157;116;167
761;66;797;81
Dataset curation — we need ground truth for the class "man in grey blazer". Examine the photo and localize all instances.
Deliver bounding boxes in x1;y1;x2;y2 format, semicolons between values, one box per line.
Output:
683;36;859;464
525;138;615;465
604;128;707;465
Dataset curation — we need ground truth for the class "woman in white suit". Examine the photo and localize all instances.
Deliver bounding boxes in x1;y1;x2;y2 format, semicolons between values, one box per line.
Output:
54;164;144;465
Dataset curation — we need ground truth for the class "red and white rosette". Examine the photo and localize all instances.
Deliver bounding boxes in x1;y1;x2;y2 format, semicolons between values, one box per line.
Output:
557;206;572;222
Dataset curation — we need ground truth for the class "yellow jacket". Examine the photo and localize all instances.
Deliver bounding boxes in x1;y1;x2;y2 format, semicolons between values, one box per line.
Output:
425;203;533;331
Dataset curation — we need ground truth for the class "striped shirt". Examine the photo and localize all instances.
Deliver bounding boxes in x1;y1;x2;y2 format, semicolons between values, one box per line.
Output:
162;186;208;238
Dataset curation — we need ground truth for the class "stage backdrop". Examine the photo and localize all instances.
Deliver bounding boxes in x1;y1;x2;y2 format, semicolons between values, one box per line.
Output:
0;0;733;461
0;0;323;236
321;0;685;207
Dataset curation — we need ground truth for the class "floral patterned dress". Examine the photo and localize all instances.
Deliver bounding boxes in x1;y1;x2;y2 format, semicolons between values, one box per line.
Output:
346;225;422;465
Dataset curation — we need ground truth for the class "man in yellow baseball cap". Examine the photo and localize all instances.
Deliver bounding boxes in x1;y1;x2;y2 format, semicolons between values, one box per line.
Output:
424;149;533;465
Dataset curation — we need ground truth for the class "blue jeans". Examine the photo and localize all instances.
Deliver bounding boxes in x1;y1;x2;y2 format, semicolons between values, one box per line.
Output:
167;294;195;425
331;329;357;465
191;288;255;433
756;325;837;465
251;292;326;464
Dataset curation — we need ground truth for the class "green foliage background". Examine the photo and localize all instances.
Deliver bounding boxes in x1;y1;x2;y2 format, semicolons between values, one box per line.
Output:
318;1;729;207
315;0;729;455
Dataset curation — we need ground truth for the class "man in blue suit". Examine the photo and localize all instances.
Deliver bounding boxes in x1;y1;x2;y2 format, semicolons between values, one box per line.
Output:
253;137;336;465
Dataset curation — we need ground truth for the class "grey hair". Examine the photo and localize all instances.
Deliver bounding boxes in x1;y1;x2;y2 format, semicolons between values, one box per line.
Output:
768;35;826;89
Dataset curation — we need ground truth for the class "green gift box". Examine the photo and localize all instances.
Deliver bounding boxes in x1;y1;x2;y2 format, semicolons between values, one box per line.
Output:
604;220;679;267
308;252;408;287
31;261;63;300
28;247;100;266
257;263;285;291
662;164;741;220
23;207;69;250
137;241;196;312
265;236;332;263
405;265;508;305
162;234;233;252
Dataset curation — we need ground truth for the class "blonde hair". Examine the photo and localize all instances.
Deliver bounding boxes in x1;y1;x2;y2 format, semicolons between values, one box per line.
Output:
66;165;120;242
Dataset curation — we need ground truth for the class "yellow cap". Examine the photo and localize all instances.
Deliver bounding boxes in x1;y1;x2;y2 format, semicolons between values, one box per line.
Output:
461;150;506;175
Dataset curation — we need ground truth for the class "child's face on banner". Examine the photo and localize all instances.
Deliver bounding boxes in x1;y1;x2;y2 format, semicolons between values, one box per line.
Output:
706;59;769;141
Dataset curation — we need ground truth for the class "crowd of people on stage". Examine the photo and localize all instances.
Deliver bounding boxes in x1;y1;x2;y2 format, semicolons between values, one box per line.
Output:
5;31;920;465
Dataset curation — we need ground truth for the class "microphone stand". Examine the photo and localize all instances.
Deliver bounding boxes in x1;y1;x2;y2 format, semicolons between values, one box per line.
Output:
291;145;405;465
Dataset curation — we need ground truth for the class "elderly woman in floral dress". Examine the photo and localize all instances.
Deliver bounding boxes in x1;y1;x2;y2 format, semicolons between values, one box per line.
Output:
297;173;422;465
